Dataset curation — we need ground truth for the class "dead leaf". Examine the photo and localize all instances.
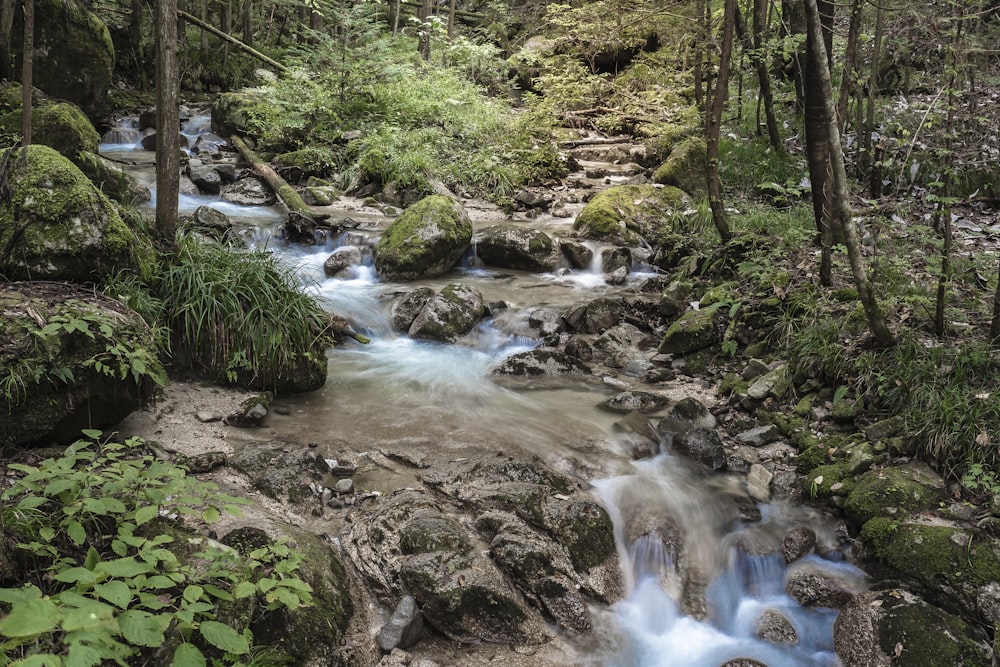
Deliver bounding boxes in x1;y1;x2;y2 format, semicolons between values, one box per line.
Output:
894;642;904;658
976;430;990;446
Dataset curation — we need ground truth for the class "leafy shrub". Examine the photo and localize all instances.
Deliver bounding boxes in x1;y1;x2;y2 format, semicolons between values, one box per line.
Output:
0;432;311;666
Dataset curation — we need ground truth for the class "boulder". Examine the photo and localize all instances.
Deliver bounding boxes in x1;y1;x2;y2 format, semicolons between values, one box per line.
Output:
785;560;866;608
408;283;485;342
75;151;151;205
604;390;670;413
391;287;435;332
601;246;632;274
652;135;708;198
227;443;332;504
593;322;650;368
0;281;164;447
182;206;235;244
755;608;798;644
782;527;817;564
474;224;557;272
0;100;99;161
223;176;278;206
657;304;725;355
573;184;690;245
834;589;991;667
670;429;727;471
492;349;592;376
187;158;222;195
559;239;594;269
0;145;156;282
377;595;424;653
14;0;115;119
571;296;625;334
374;195;472;281
324;246;363;278
844;463;947;527
224;392;273;427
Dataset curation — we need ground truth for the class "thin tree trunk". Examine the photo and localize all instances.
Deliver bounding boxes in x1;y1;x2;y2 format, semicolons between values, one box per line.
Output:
241;0;253;45
736;1;783;152
805;0;893;347
837;0;863;135
991;255;1000;344
177;0;186;58
220;0;231;67
200;0;209;58
179;10;286;72
0;0;14;80
862;1;885;193
20;0;32;147
129;0;143;75
448;0;456;37
417;0;431;60
705;0;736;243
156;0;181;251
802;0;832;284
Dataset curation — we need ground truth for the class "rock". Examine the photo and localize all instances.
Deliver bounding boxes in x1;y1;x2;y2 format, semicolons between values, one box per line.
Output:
0;282;163;447
574;296;625;334
782;527;817;564
593;323;650;368
184;206;234;243
492;349;592;376
14;0;114;119
374;195;472;280
187;158;222;194
408;283;485;342
513;188;548;209
601;246;632;274
670;429;727;471
652;135;708;198
391;287;435;332
75;151;151;205
474;224;557;272
742;358;770;381
560;239;594;269
573;184;690;245
755;608;798;644
657;397;717;434
605;266;628;285
859;517;1000;623
735;424;782;447
719;660;768;667
174;451;227;473
604;390;670;413
377;595;424;653
335;478;355;494
303;185;342;206
658;305;725;355
324;246;363;278
785;560;866;609
564;336;593;361
747;365;790;401
864;415;905;441
834;589;991;667
0;100;98;161
196;410;223;423
228;443;331;504
273;148;337;181
0;145;156;282
746;464;773;503
844;463;947;526
223;176;278;206
225;392;273;427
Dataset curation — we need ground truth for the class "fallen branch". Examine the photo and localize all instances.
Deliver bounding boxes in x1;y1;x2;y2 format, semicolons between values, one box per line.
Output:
178;10;287;73
230;135;328;223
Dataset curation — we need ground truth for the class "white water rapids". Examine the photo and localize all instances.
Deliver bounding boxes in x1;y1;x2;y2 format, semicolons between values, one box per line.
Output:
101;115;864;667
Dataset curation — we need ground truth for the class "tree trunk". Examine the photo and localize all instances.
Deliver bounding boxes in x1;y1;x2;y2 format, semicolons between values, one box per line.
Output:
129;0;143;75
0;0;14;80
199;0;209;58
230;135;325;223
861;0;885;194
241;0;253;45
736;0;782;152
991;255;1000;344
705;0;736;243
802;0;832;284
837;0;864;135
220;0;231;67
804;0;894;347
156;0;181;251
448;0;456;37
20;0;32;147
417;0;431;60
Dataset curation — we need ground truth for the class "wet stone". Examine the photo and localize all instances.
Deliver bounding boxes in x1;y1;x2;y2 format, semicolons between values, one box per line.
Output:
782;527;817;564
377;595;425;653
755;608;798;644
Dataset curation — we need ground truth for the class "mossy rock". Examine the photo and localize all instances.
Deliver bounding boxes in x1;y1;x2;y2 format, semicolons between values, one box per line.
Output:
860;517;1000;620
13;0;114;120
652;135;707;198
0;101;99;161
408;282;485;342
474;224;557;272
76;150;152;205
0;145;156;283
273;147;338;181
374;195;472;281
834;589;991;667
658;303;725;355
541;498;616;572
802;463;854;499
844;463;946;527
573;184;690;245
0;282;163;447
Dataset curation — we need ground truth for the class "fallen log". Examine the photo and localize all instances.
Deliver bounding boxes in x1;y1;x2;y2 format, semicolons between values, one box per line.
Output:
229;134;328;224
178;10;287;73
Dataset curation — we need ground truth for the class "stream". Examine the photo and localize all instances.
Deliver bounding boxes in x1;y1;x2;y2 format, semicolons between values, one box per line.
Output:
102;114;864;667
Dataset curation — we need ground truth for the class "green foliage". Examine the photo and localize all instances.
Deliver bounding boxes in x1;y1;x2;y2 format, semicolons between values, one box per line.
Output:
0;432;311;666
156;237;332;387
962;464;1000;496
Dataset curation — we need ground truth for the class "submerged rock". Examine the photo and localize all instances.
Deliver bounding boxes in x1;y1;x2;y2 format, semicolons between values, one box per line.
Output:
492;348;592;376
408;283;485;342
374;195;472;280
474;224;557;272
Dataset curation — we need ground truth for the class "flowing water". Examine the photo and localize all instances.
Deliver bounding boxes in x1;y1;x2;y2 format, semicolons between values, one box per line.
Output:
102;116;864;667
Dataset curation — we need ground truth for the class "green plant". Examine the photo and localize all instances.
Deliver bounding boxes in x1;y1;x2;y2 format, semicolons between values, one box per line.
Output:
156;237;332;388
962;464;1000;496
0;431;311;666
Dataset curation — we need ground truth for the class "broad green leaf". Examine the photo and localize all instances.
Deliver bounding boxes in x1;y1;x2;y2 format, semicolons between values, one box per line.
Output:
9;655;60;667
60;602;115;632
134;504;158;526
137;591;171;611
53;567;97;586
232;582;257;599
67;520;87;546
83;546;100;571
46;478;77;496
0;585;42;604
117;609;168;647
182;585;204;603
268;588;301;609
0;597;60;637
81;429;102;440
171;643;207;667
201;506;220;524
95;557;153;578
95;580;133;609
66;641;104;667
257;577;276;593
198;621;249;655
16;495;47;510
144;575;175;590
201;584;232;602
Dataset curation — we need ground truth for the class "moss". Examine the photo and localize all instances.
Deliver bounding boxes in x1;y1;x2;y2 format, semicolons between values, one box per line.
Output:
574;184;690;245
373;195;472;280
0;145;155;282
699;281;736;307
802;463;854;498
399;515;471;555
719;372;748;396
273;147;338;180
543;499;616;571
861;519;1000;596
0;102;99;161
658;303;725;355
845;466;947;527
652;135;707;197
870;591;990;666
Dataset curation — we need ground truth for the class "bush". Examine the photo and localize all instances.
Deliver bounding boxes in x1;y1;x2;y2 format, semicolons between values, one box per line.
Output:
0;432;311;665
